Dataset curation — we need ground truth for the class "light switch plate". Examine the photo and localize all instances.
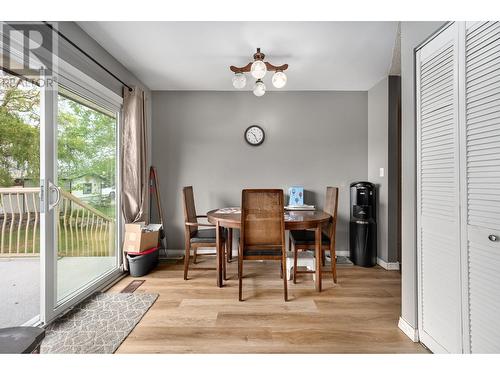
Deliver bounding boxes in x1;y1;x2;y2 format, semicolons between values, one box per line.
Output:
379;167;385;177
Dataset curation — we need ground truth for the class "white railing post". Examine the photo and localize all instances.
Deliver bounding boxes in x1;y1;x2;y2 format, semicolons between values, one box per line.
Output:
0;187;114;258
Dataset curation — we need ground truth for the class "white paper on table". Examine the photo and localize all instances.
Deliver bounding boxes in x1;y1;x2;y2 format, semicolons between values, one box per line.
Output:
285;205;315;211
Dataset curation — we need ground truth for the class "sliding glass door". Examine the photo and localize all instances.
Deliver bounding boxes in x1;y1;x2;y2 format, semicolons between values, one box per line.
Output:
40;64;123;324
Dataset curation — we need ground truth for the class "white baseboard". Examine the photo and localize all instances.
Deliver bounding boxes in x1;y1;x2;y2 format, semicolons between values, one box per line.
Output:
165;250;394;271
398;317;419;342
162;249;350;259
377;257;400;270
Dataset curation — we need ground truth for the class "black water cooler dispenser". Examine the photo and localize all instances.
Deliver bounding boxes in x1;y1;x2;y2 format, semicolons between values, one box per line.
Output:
349;182;377;267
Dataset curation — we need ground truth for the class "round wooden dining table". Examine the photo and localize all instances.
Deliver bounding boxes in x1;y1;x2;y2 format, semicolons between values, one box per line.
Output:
207;208;331;292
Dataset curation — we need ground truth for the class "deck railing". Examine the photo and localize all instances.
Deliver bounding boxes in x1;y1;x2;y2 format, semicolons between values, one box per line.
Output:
0;187;115;257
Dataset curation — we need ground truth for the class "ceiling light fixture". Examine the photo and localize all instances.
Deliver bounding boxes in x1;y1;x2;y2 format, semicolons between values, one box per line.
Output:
230;48;288;97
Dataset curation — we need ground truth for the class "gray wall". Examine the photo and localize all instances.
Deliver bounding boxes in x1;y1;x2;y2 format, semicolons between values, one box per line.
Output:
368;77;389;262
400;21;446;329
152;91;368;251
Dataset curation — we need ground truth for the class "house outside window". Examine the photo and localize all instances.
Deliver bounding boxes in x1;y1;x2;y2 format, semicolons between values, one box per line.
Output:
83;183;92;195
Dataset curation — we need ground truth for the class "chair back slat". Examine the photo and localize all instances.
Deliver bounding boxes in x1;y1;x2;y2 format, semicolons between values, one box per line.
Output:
182;186;198;236
241;189;285;250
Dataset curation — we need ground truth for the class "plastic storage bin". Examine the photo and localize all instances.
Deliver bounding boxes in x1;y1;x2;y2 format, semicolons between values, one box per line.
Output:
127;247;159;277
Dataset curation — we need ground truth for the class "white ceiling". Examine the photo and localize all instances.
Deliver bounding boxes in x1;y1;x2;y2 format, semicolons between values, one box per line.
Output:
78;21;399;91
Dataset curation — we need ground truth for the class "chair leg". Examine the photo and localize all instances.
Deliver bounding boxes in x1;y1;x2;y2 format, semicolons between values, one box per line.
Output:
238;251;243;301
331;249;337;284
183;240;190;280
223;240;227;281
227;228;233;262
293;247;298;284
283;250;288;302
193;248;198;264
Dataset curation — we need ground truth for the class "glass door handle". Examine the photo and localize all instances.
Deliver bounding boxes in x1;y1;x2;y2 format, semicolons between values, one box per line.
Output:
48;181;61;211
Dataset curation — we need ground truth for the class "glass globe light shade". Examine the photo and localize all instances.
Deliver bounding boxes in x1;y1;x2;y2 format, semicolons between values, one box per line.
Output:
253;79;266;97
232;73;247;89
250;60;267;79
272;71;287;88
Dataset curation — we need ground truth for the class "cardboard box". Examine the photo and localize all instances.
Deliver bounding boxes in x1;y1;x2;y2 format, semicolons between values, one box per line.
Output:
123;222;160;253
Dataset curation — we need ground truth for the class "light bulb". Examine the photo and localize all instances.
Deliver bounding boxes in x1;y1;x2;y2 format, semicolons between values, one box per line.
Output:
250;60;267;79
232;73;247;89
272;71;287;88
253;79;266;97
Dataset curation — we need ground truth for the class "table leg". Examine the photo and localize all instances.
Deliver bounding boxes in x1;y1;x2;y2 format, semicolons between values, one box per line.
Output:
227;228;233;262
315;224;322;292
216;223;223;287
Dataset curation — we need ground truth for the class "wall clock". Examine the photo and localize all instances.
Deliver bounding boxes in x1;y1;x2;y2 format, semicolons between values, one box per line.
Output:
244;125;265;146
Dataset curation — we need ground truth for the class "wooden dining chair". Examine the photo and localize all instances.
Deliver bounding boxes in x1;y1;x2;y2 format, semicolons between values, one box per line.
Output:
182;186;225;280
239;189;287;301
289;186;339;284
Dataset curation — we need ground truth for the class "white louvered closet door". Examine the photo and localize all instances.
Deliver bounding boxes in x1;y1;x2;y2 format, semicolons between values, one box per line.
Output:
416;23;463;353
464;21;500;353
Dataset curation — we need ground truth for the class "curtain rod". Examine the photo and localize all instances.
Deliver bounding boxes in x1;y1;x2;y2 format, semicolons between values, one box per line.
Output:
42;21;133;92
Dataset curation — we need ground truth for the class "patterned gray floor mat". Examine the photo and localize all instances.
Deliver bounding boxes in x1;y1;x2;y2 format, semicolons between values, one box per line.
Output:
41;292;157;354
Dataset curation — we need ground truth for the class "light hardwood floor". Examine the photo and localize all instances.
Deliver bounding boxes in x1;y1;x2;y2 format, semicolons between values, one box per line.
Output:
111;257;428;353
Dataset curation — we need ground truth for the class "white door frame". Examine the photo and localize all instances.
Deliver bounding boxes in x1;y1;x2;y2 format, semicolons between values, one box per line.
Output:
39;67;58;324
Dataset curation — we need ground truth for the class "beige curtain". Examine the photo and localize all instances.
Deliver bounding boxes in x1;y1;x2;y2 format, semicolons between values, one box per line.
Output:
121;87;148;268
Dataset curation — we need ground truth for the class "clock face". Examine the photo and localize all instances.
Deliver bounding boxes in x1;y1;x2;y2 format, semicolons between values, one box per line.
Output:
245;125;265;146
